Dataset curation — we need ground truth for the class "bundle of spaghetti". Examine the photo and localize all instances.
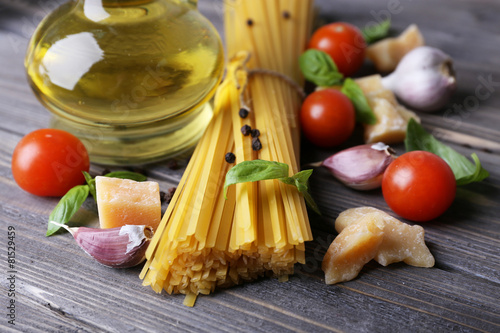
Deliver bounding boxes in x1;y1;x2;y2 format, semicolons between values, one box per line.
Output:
225;0;314;278
225;0;314;153
140;0;314;306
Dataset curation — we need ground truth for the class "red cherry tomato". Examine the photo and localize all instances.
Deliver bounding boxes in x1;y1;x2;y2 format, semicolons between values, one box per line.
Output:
308;22;366;77
300;89;356;148
12;129;90;197
382;151;456;222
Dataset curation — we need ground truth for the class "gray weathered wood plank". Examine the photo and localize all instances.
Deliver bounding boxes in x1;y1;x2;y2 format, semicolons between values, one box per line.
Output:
0;0;499;332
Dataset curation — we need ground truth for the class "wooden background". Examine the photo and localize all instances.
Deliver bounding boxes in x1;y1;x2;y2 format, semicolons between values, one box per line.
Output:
1;0;499;332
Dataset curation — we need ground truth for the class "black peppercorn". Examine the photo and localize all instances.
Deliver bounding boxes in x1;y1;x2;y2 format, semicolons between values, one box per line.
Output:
225;152;236;163
239;108;249;118
252;137;262;151
246;18;254;26
250;129;260;138
241;124;252;136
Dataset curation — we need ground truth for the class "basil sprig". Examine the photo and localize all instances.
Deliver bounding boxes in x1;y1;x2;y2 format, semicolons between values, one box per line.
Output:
47;185;89;236
405;119;489;185
83;171;96;200
279;169;319;214
299;49;344;87
46;170;147;236
224;160;320;214
299;50;377;125
362;19;391;44
341;78;377;125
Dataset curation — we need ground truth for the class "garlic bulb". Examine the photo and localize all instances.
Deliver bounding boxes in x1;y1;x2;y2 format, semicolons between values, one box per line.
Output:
317;142;396;191
51;222;153;268
381;46;456;112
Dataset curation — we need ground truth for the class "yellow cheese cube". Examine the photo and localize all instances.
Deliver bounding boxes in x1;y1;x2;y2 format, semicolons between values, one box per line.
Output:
95;176;161;231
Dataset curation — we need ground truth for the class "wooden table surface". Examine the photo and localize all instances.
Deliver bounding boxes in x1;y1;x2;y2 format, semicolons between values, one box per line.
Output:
1;0;499;332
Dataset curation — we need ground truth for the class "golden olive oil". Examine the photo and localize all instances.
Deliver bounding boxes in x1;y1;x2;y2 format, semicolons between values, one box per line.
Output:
25;0;224;165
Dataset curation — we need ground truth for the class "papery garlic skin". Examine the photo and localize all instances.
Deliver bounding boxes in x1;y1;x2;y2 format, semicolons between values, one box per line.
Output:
119;224;150;254
381;46;456;112
322;143;396;190
71;225;153;268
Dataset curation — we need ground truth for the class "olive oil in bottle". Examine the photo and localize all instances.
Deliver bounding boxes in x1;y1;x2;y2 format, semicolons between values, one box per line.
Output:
25;0;224;165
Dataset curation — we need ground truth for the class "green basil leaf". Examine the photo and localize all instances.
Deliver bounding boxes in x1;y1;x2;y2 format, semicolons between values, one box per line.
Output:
104;171;147;182
456;153;490;186
362;19;391;44
280;169;320;215
341;78;377;125
224;160;289;198
83;171;96;200
224;160;320;214
405;119;489;185
299;49;344;87
47;185;89;236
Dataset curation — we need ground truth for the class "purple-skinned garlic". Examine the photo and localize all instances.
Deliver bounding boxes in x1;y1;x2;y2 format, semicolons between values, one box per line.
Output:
51;222;153;268
311;142;396;190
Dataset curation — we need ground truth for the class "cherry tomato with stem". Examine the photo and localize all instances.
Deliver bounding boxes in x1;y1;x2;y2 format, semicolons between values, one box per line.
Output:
382;151;456;222
300;89;356;148
308;22;366;77
12;129;90;197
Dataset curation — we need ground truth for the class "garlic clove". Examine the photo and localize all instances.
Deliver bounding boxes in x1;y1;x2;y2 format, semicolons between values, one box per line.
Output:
51;222;153;268
397;69;455;111
321;142;396;190
381;46;457;112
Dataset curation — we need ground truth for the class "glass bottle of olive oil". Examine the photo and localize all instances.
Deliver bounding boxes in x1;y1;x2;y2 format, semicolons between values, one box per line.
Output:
25;0;224;165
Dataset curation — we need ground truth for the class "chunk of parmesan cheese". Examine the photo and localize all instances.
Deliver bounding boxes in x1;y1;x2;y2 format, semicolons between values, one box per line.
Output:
96;176;161;231
335;207;435;267
355;74;420;144
322;212;385;284
366;24;425;73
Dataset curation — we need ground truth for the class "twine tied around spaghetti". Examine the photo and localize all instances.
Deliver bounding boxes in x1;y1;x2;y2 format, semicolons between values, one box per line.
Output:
227;51;306;115
247;69;306;100
230;51;306;99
